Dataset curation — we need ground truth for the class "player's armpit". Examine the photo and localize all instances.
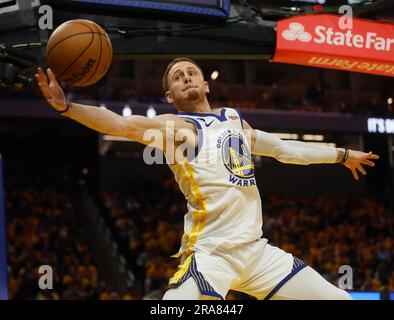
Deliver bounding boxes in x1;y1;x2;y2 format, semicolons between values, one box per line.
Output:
242;120;283;157
249;128;284;157
242;119;256;149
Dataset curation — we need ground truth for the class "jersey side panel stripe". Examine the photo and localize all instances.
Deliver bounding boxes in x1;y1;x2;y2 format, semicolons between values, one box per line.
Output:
168;253;193;285
183;161;207;252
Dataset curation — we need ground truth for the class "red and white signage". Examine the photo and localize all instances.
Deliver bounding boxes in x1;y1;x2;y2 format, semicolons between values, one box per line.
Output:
272;14;394;77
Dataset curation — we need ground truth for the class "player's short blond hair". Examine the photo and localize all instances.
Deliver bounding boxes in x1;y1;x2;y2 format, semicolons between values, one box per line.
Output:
162;57;204;92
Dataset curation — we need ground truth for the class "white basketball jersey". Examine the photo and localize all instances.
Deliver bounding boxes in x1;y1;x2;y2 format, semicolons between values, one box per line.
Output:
169;107;263;257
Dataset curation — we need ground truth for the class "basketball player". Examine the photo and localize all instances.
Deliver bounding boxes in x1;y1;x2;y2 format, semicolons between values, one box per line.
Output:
35;58;379;300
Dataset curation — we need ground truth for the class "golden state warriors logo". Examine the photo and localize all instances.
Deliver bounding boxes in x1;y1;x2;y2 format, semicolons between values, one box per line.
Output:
221;134;255;179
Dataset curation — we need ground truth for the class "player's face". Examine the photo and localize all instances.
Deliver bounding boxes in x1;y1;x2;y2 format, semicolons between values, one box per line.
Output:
165;61;209;108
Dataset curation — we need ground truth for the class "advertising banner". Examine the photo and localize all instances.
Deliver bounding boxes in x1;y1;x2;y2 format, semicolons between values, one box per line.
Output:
273;14;394;77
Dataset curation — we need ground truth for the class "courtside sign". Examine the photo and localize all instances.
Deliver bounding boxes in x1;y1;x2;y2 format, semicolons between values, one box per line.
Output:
272;14;394;77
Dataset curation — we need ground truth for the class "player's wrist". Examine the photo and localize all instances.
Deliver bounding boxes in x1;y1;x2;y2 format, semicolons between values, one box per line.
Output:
336;148;349;163
58;99;72;115
335;148;344;163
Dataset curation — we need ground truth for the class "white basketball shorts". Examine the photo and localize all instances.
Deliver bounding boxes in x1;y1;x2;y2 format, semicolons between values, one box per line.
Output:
167;238;306;300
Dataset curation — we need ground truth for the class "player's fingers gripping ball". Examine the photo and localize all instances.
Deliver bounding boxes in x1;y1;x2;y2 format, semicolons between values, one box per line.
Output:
46;19;113;87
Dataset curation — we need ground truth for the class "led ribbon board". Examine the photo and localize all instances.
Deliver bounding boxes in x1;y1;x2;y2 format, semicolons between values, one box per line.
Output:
348;292;381;300
69;0;231;18
367;118;394;134
273;14;394;77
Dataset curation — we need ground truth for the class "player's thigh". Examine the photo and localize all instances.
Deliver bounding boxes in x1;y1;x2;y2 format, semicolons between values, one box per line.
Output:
235;240;294;299
163;277;220;300
271;266;352;300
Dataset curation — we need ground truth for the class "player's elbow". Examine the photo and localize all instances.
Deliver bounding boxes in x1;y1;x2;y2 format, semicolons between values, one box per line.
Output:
121;116;164;146
273;146;311;165
99;116;136;140
120;116;141;140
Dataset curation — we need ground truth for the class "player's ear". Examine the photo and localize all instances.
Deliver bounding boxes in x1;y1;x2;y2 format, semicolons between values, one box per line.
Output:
204;81;210;93
165;90;174;103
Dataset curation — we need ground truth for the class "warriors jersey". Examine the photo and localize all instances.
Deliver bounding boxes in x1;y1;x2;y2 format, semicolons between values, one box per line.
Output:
169;107;263;257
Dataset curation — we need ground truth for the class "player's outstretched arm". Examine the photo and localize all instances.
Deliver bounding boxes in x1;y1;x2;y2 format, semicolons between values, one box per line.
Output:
35;67;129;137
35;67;196;150
243;120;379;180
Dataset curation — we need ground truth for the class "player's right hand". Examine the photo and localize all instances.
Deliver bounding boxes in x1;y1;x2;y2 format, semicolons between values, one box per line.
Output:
35;67;67;112
343;150;379;181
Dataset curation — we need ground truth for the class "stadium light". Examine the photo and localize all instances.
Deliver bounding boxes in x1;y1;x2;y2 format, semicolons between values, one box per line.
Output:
122;104;132;117
211;70;219;80
147;106;156;118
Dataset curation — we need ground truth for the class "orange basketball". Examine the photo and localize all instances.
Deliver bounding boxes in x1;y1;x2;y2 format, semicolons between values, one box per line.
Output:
46;19;112;87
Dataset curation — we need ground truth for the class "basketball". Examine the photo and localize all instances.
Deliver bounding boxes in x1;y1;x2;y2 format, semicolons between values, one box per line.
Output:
45;19;112;87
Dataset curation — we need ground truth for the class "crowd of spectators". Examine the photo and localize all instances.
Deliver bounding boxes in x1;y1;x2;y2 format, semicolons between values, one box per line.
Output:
3;157;393;300
100;178;393;299
98;175;185;299
5;186;109;299
3;160;141;300
263;194;393;292
68;78;393;117
3;60;392;117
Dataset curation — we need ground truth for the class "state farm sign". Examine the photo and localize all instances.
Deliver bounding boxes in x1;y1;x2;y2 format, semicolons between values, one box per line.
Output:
273;15;394;77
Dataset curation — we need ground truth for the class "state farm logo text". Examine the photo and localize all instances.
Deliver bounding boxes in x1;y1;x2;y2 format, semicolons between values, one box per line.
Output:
282;22;394;52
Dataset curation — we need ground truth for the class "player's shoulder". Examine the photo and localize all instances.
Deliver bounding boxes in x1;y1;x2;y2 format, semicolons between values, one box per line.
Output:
155;113;191;123
220;107;243;121
221;107;250;128
155;113;179;120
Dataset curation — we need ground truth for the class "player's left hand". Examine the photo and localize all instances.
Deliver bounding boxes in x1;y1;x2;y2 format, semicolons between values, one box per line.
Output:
343;150;379;181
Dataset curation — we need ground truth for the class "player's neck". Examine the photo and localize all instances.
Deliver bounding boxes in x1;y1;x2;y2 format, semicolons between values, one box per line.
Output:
179;98;211;113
